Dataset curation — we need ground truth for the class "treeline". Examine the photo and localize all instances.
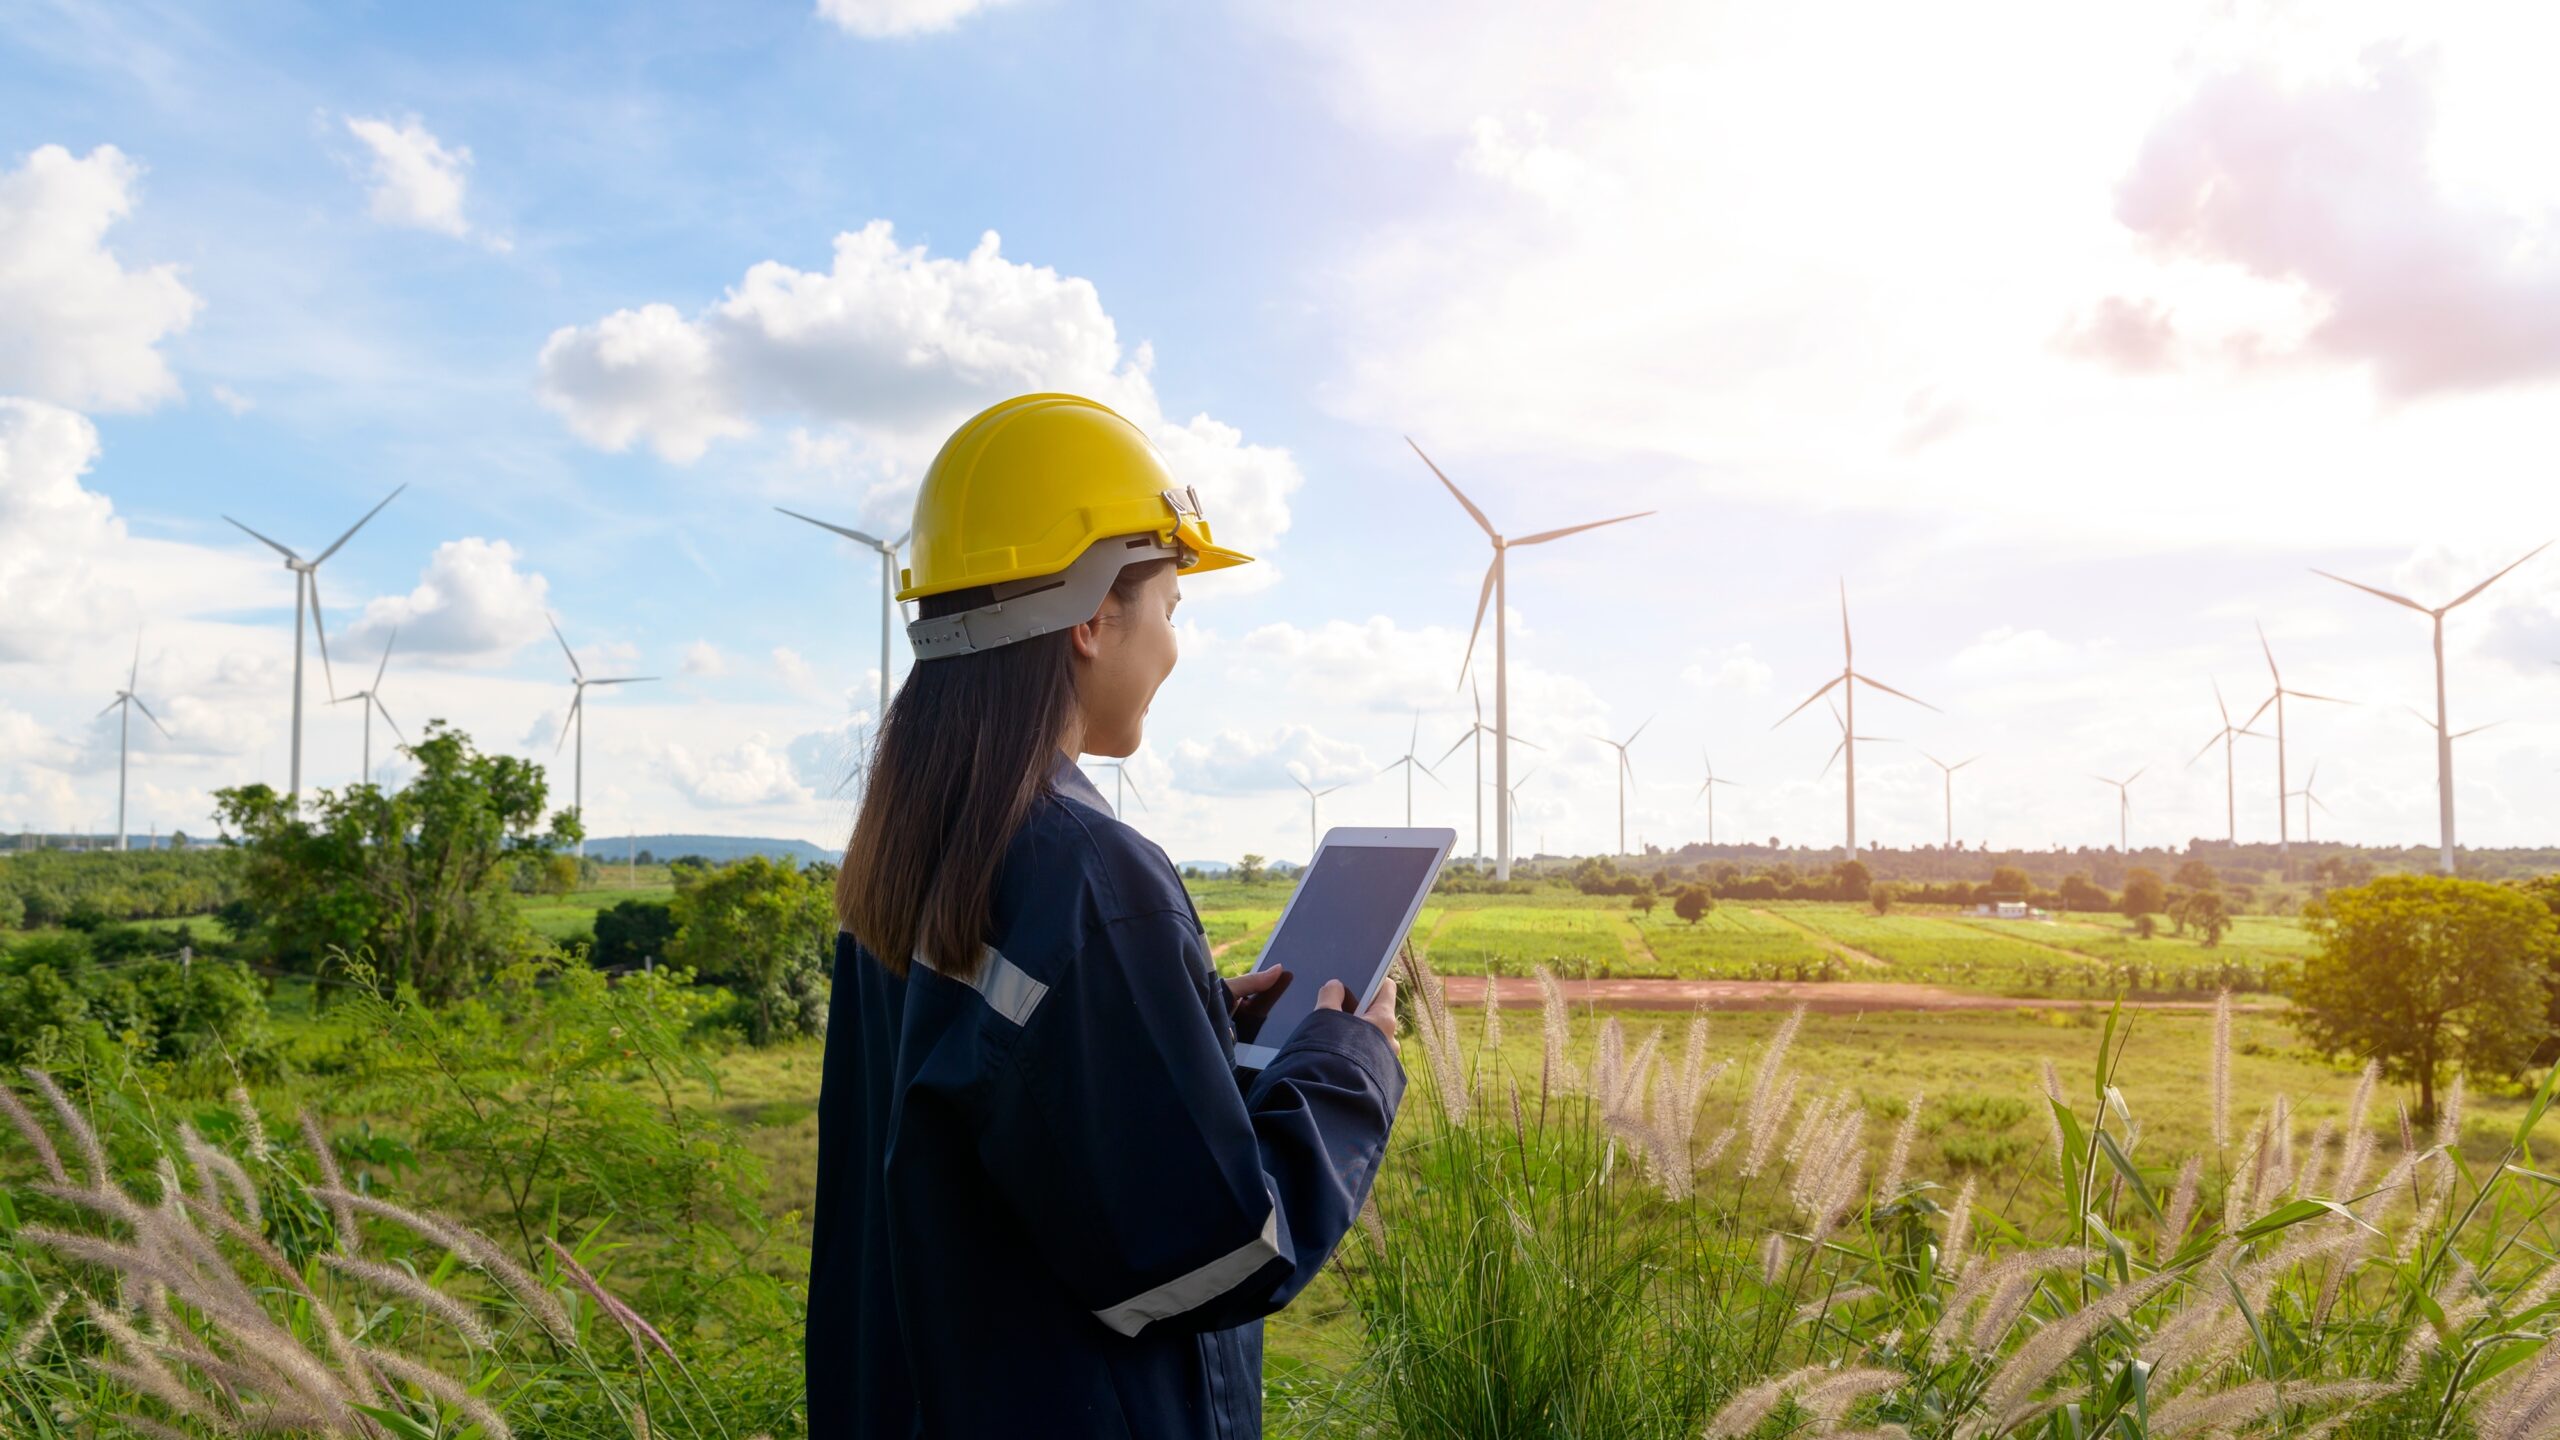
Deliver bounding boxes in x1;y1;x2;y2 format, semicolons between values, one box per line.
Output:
0;848;244;930
0;918;271;1070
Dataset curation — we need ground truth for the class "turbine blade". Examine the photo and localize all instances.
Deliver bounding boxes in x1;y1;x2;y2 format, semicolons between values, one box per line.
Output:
132;696;171;738
1851;671;1942;713
2450;719;2506;740
1625;715;1653;747
1509;511;1654;547
2189;731;2222;767
776;506;886;548
2310;793;2332;815
1839;578;1852;663
2404;705;2440;732
374;696;406;744
1509;732;1544;751
555;694;580;756
1954;755;1981;771
2445;539;2554;610
1772;674;1847;729
1420;761;1444;786
1921;751;1945;770
891;530;910;550
2127;764;2148;786
1820;737;1847;779
2257;621;2280;682
2309;567;2428;613
311;484;406;565
2211;677;2230;726
306;571;337;701
1406;438;1498;539
584;676;660;686
96;695;124;720
1457;559;1497;689
2285;688;2352;706
1432;729;1474;767
548;614;583;679
222;516;300;561
2240;692;2276;730
373;626;396;691
129;634;141;690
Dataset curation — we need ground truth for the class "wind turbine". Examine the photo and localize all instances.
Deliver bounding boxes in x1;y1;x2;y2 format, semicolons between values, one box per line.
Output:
2239;625;2351;863
1379;714;1444;826
1089;758;1148;816
2187;679;2268;847
1694;753;1741;847
1589;716;1652;856
1818;699;1896;780
1434;678;1539;866
2287;760;2332;845
1498;765;1541;843
1919;752;1981;850
1411;438;1652;881
2092;766;2146;853
548;614;660;857
777;509;910;718
98;636;169;853
2312;542;2551;874
332;627;405;786
1291;774;1350;855
1776;582;1939;858
222;485;405;804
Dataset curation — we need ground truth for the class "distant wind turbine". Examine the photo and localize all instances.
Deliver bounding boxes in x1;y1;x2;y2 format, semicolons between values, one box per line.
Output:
1694;752;1741;847
2187;679;2269;847
1589;716;1652;856
2239;625;2351;863
1411;438;1652;881
2287;759;2332;845
1434;678;1539;865
777;509;910;718
1919;752;1981;850
222;485;404;803
98;636;169;853
1292;774;1350;855
2093;766;2147;853
549;614;659;857
1498;765;1541;838
1090;758;1147;816
332;627;405;786
1776;582;1939;858
1379;714;1444;826
2312;542;2551;874
1818;698;1896;780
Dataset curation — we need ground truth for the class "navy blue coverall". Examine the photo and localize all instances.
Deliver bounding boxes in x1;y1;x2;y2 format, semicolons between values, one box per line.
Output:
806;754;1407;1437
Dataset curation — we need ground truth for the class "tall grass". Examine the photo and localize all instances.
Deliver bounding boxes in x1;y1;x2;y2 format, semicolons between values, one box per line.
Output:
1310;949;2560;1438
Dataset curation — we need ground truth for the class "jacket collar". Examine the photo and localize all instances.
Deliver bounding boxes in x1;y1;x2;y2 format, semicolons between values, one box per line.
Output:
1049;749;1116;818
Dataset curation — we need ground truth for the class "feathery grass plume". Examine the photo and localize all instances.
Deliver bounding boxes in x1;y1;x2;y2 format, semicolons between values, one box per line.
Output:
1508;1078;1527;1150
228;1084;272;1164
300;1111;360;1256
2038;1059;2066;1156
2149;1380;2398;1439
1703;1363;1831;1438
2226;1110;2268;1221
172;1194;378;1410
178;1122;262;1227
1784;1088;1844;1170
1406;961;1472;1126
112;1416;200;1440
1798;1367;1905;1427
2475;1324;2560;1438
314;1187;576;1344
1790;1101;1867;1246
2399;1154;2455;1264
365;1347;514;1440
1941;1177;1978;1282
2158;1155;2202;1262
1760;1232;1789;1284
2397;1100;2415;1155
2294;1118;2336;1199
1676;1006;1713;1106
0;1079;67;1184
2394;1257;2480;1385
1356;1192;1387;1253
1587;1015;1627;1112
1926;1247;2097;1363
1963;1268;2181;1438
1746;1005;1804;1116
320;1253;497;1349
1533;964;1576;1096
1607;1027;1663;1129
1695;1125;1738;1174
1795;1286;1880;1321
1479;963;1503;1055
81;1298;222;1429
2211;989;2232;1149
2439;1071;2466;1152
1875;1091;1922;1206
1743;1071;1800;1178
8;1288;68;1367
547;1237;676;1363
24;1066;108;1185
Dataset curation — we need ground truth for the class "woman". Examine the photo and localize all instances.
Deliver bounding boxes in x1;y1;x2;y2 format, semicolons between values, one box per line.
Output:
806;393;1406;1438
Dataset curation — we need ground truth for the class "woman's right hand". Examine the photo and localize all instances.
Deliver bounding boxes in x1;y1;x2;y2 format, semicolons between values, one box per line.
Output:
1317;976;1398;1045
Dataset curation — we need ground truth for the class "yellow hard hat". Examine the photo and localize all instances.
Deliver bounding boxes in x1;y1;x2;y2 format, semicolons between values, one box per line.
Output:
898;393;1254;660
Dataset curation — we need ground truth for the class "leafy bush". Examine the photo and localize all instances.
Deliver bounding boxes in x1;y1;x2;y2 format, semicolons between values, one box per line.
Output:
592;898;678;971
668;856;831;1046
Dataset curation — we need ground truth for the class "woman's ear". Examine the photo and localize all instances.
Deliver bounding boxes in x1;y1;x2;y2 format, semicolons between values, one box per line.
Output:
1067;613;1105;660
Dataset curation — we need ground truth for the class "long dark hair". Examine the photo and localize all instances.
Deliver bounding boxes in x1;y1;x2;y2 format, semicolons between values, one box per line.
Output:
838;557;1172;981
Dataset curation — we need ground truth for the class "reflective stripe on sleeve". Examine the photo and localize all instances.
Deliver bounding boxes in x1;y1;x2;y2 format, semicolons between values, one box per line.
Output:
1090;1198;1283;1338
911;944;1050;1026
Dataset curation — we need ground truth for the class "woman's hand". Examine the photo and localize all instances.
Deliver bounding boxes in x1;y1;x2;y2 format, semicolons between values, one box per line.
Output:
1318;976;1398;1045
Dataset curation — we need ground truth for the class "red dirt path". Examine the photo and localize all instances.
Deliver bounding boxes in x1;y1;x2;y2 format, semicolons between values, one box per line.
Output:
1436;975;2244;1016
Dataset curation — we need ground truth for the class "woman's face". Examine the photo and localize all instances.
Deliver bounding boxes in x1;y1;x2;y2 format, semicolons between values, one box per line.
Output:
1074;564;1181;758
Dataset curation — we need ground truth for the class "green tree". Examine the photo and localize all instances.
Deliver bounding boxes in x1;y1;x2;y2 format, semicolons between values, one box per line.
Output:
1989;865;2031;898
215;723;579;1000
2058;873;2112;914
1869;883;1895;916
669;856;833;1047
2292;875;2559;1123
2173;859;2220;892
1235;854;1267;885
1673;885;1714;925
593;898;679;970
2186;891;2233;947
1831;859;1873;903
1630;889;1657;919
2120;867;2167;921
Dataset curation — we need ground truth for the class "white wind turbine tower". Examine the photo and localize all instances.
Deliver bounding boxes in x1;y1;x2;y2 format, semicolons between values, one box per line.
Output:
2312;542;2550;874
98;636;170;852
1291;774;1350;856
1777;582;1939;859
2287;760;2333;845
548;614;660;857
1090;759;1147;816
1410;439;1652;882
2238;625;2351;864
1589;716;1652;856
2187;679;2268;847
1379;715;1444;826
1434;678;1539;866
1919;752;1981;850
332;628;404;786
2092;766;2147;853
777;509;910;718
222;485;405;804
1694;753;1740;847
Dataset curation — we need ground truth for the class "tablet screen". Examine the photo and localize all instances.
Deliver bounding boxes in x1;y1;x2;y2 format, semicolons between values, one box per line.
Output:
1236;843;1440;1051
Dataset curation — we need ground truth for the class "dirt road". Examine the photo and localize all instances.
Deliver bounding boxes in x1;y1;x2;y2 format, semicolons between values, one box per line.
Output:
1435;975;2246;1015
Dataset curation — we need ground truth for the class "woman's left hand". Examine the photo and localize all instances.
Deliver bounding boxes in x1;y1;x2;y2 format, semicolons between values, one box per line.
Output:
1223;966;1289;1016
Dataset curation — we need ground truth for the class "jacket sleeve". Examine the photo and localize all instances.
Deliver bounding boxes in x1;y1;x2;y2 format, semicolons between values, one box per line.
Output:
972;909;1405;1338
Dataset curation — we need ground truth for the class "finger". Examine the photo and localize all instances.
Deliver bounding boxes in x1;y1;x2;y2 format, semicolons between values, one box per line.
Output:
1318;979;1347;1011
1366;976;1398;1016
1229;967;1287;995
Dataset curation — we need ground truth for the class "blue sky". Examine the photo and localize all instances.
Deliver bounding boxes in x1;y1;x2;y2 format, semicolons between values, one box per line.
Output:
6;0;2560;865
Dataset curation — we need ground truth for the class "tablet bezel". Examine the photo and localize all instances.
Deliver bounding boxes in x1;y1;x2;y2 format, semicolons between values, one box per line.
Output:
1232;825;1456;1070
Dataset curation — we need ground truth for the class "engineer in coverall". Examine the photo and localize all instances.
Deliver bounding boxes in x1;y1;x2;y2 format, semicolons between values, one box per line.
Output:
807;392;1407;1437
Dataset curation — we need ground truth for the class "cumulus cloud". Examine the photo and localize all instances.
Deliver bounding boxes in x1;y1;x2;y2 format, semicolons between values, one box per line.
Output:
813;0;1021;37
0;144;200;411
0;399;126;661
535;221;1301;567
665;733;814;807
341;537;552;660
344;116;497;245
1681;642;1773;696
1173;724;1375;796
681;640;728;676
2114;48;2560;398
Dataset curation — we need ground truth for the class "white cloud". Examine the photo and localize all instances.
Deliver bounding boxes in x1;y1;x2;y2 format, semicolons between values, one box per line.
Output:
209;384;254;415
0;399;125;661
812;0;1021;37
1681;642;1773;697
0;144;200;411
343;538;552;661
1174;724;1376;795
535;221;1302;569
681;640;728;677
664;733;813;807
344;116;495;245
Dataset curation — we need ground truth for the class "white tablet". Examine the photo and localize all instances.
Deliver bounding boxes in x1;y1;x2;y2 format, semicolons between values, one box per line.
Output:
1232;826;1457;1070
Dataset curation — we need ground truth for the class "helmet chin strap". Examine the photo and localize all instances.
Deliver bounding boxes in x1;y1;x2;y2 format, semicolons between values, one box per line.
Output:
906;534;1183;661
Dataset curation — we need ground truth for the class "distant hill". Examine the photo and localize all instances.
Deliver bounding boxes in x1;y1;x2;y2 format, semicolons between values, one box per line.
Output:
618;834;838;864
1176;860;1233;875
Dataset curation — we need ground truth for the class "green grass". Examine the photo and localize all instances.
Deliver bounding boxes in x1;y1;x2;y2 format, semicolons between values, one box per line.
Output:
519;883;677;942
